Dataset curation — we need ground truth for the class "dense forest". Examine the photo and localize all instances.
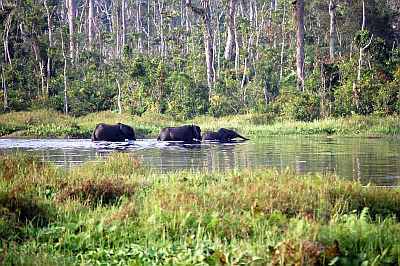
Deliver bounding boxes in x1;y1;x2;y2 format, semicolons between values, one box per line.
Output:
1;0;399;120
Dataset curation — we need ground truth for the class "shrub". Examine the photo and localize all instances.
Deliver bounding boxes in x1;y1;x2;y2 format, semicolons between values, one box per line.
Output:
56;178;136;206
272;90;320;121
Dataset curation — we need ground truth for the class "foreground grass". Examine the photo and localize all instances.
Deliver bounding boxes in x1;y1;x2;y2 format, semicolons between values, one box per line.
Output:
0;110;400;139
1;153;400;265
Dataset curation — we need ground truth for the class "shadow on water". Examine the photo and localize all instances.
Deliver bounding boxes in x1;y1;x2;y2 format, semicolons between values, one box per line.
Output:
1;137;400;186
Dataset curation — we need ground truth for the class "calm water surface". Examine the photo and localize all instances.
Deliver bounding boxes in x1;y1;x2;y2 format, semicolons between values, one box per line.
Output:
0;136;399;186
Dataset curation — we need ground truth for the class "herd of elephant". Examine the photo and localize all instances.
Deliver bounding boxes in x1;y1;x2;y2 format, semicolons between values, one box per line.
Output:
91;123;249;143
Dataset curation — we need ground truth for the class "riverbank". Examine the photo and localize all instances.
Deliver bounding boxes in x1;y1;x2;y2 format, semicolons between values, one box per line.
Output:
1;153;400;265
1;110;400;139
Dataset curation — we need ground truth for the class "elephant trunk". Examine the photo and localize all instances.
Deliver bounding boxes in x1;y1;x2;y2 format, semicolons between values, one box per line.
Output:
237;134;249;140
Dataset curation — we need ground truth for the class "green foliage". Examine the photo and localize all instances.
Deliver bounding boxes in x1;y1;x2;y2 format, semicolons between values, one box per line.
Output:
166;71;208;119
2;153;400;265
272;90;320;121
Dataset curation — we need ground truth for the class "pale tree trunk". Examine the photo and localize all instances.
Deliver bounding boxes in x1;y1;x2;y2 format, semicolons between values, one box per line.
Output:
114;2;120;57
88;0;95;49
186;0;215;99
68;0;76;62
147;0;151;53
234;24;239;77
329;0;336;61
357;0;373;82
44;0;53;97
116;79;122;114
61;31;69;115
224;0;237;61
121;0;126;48
31;39;46;97
1;67;7;110
294;0;305;91
279;0;286;83
137;0;144;53
39;61;45;96
4;12;12;65
216;12;221;79
204;3;214;97
78;1;87;34
353;0;373;112
158;0;165;58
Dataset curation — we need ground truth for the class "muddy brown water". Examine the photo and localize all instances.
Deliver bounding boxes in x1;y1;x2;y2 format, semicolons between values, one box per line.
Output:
0;136;399;186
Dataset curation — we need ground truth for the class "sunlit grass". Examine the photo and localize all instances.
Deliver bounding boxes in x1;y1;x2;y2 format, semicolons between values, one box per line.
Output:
1;110;399;138
1;153;400;265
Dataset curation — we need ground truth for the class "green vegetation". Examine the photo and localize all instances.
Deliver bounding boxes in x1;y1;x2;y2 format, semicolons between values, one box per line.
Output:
1;1;400;121
1;153;400;265
1;110;400;139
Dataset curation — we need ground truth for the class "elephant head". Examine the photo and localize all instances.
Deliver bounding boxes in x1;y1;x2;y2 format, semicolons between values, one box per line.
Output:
191;125;202;141
217;128;249;142
202;128;249;142
118;123;136;140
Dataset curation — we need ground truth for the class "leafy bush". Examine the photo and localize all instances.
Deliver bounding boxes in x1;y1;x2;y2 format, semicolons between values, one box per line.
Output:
272;90;320;121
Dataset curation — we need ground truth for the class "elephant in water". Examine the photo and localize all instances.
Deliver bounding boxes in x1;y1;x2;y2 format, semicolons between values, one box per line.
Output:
157;125;201;142
202;128;249;142
91;123;136;141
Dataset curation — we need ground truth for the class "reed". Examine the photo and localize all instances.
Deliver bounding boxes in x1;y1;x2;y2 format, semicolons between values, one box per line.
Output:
1;153;400;265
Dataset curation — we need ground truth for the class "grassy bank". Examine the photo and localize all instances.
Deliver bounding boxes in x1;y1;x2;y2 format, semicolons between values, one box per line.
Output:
1;110;400;139
1;153;400;265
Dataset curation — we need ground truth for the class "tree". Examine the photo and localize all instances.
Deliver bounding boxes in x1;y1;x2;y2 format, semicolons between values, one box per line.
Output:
294;0;305;91
186;0;215;99
224;0;237;61
329;0;336;61
67;0;76;62
88;0;95;49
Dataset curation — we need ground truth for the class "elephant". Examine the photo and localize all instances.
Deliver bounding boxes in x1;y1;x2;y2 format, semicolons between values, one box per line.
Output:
91;123;136;141
157;125;201;142
202;128;249;142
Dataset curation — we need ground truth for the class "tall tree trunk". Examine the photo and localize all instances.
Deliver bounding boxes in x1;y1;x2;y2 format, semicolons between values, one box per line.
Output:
121;0;126;49
294;0;305;91
4;12;12;65
354;0;373;112
279;0;286;83
137;0;144;53
158;0;165;58
1;67;7;110
113;2;120;57
329;0;336;61
224;0;237;61
147;0;151;53
88;0;95;49
44;0;53;97
357;0;372;82
67;0;76;62
116;79;122;114
61;31;69;115
186;0;215;99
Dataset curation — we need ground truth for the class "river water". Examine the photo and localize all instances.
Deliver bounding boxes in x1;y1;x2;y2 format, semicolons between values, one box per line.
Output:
0;136;399;186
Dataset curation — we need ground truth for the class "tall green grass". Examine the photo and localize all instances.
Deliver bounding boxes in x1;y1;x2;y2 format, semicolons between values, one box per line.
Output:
1;153;400;265
1;110;399;138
